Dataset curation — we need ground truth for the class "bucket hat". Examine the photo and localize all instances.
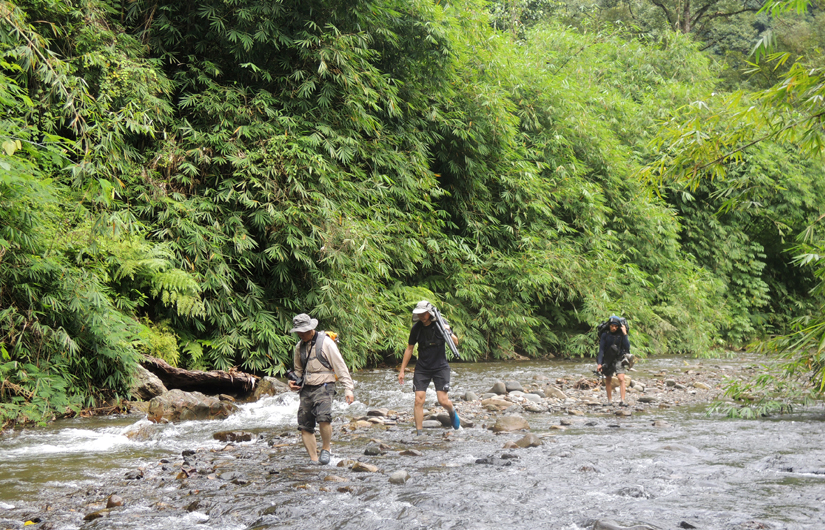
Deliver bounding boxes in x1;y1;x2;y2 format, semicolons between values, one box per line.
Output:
289;313;318;333
411;300;435;322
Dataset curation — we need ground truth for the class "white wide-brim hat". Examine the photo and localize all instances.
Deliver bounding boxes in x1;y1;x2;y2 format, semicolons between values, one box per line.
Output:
411;300;434;322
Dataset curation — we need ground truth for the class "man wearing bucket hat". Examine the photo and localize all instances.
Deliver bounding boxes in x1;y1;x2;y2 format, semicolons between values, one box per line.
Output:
288;313;354;465
398;301;461;435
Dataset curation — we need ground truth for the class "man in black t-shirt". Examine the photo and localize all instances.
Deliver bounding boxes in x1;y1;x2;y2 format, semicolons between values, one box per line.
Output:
398;300;461;435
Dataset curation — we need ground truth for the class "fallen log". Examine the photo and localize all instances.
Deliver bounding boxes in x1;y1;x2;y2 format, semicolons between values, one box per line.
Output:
141;356;258;396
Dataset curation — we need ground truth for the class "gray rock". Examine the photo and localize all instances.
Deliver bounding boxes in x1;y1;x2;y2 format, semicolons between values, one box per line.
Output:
128;365;167;401
524;393;543;402
665;379;677;387
491;415;530;433
389;470;411;484
488;381;507;395
543;385;568;400
352;462;379;473
367;408;389;417
505;381;524;392
436;413;452;427
693;382;711;390
515;433;543;448
524;403;548;413
481;393;498;400
213;431;254;443
638;396;656;403
532;390;546;398
106;495;123;508
463;391;479;401
616;485;653;498
148;389;239;422
364;445;384;456
399;449;423;456
250;377;290;401
509;391;526;398
421;420;442;429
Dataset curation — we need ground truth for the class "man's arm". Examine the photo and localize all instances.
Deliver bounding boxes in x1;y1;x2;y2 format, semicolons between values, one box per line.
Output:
596;334;606;369
398;344;414;385
324;341;354;404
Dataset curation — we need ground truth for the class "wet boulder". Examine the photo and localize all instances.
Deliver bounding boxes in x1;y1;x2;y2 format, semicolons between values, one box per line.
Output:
213;431;254;443
505;381;524;393
462;391;479;401
250;377;290;401
435;413;452;427
352;462;379;473
488;381;507;395
389;470;410;484
490;415;530;433
106;495;123;508
148;389;239;422
129;364;167;401
543;385;567;400
515;433;543;448
481;397;511;411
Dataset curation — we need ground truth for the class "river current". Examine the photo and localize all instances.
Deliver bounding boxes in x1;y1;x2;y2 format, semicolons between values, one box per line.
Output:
0;356;823;530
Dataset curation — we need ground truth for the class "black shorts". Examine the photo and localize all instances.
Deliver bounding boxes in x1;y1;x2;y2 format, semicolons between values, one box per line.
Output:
602;359;626;377
413;366;451;393
297;383;335;432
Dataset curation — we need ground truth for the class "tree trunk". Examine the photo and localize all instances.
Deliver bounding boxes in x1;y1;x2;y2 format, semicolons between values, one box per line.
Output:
140;356;259;396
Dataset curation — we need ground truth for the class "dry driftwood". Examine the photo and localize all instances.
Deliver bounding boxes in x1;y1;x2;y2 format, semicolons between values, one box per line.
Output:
141;356;258;395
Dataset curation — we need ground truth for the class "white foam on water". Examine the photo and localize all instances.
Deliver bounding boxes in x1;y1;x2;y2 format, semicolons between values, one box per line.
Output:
0;426;146;460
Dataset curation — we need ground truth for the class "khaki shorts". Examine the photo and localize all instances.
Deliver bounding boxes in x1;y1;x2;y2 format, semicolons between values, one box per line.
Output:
297;383;335;432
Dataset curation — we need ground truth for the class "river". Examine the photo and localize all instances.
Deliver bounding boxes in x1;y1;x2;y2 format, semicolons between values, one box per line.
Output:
0;356;823;530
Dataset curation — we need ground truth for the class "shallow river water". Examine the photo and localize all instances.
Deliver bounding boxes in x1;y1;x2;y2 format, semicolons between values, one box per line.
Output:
1;356;823;530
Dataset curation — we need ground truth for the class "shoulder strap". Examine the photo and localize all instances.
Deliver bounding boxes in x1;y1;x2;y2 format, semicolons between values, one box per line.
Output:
299;331;333;371
314;331;332;370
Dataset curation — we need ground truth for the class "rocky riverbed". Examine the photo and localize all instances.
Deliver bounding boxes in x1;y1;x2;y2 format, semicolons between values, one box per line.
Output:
2;356;822;530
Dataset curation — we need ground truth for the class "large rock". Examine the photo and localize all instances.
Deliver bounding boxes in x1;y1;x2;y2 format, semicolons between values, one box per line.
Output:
515;433;543;448
543;385;567;400
488;381;507;395
389;470;410;484
129;364;167;401
505;381;524;392
481;397;511;411
148;389;238;422
250;377;290;401
491;415;530;433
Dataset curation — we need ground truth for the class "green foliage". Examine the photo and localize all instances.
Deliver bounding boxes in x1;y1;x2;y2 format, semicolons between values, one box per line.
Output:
4;0;823;427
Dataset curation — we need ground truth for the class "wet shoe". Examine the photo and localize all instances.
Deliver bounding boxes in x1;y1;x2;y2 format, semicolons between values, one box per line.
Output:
619;401;629;407
449;408;461;430
319;449;331;465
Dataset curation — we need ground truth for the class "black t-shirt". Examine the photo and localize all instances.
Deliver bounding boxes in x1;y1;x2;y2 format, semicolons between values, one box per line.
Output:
408;321;449;372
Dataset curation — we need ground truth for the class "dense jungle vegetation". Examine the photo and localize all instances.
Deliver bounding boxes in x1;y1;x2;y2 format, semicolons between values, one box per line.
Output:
2;0;824;425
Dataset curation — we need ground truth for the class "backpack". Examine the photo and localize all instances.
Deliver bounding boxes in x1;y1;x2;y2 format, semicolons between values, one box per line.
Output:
297;330;339;372
596;317;629;340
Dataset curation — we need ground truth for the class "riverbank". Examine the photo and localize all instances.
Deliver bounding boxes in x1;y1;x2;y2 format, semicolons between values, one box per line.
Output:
3;355;822;530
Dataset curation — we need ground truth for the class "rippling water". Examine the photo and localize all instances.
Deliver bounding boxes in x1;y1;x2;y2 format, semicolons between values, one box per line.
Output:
0;356;823;530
